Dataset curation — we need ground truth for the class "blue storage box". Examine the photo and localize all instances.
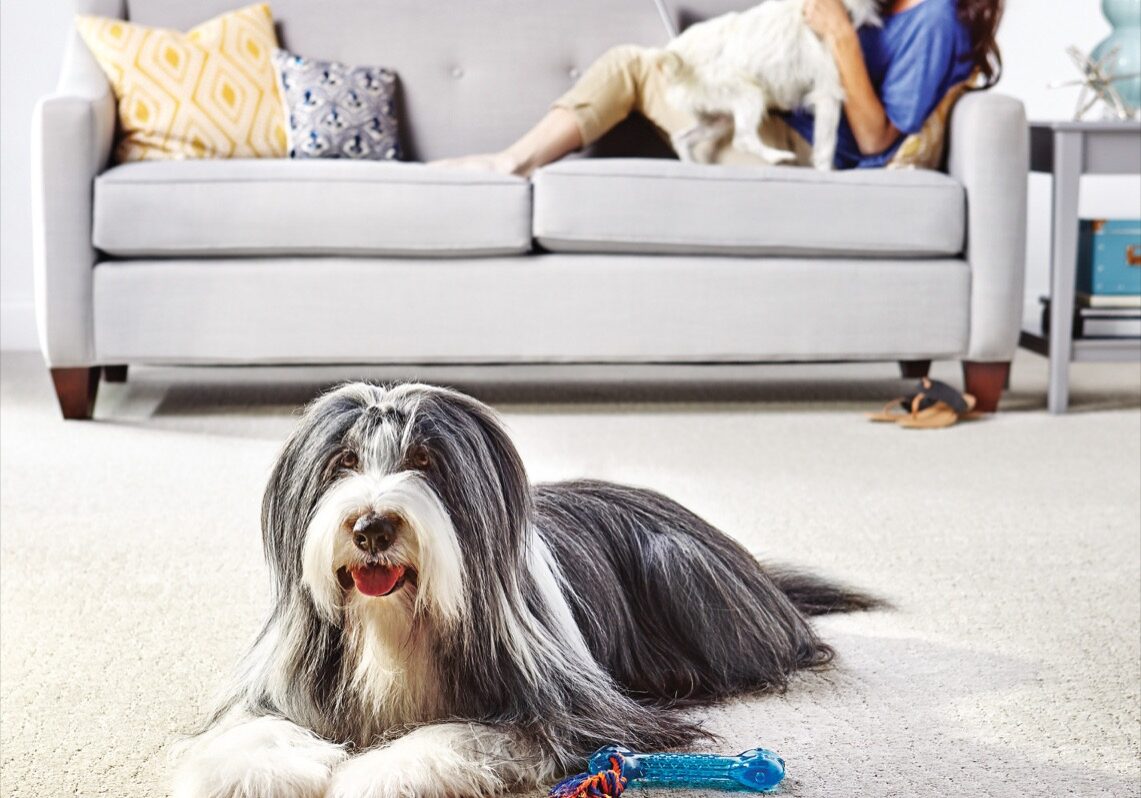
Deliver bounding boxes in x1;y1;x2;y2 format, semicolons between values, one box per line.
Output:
1077;219;1141;296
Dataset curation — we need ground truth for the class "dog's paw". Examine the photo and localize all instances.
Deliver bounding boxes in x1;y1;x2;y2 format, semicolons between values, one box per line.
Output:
172;716;346;798
328;740;507;798
672;120;730;165
670;130;702;163
764;148;797;165
730;133;794;166
673;141;700;163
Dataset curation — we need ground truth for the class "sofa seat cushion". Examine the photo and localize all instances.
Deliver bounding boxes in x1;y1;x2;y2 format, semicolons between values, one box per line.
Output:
533;159;965;257
93;160;531;257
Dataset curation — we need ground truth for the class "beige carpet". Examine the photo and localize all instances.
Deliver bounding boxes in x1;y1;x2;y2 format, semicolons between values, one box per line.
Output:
1;351;1139;798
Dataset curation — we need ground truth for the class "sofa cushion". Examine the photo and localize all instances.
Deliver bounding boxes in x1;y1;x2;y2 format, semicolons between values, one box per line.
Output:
533;159;965;257
93;160;531;257
92;255;970;364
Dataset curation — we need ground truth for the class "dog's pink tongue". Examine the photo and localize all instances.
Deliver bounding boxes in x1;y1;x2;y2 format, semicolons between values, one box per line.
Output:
351;565;405;597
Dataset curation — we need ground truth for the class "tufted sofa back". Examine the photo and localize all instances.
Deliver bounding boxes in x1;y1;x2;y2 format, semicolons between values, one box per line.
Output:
671;0;758;29
76;0;679;160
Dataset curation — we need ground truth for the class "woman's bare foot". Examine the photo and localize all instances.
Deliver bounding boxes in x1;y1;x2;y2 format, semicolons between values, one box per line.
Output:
429;151;523;176
429;108;583;178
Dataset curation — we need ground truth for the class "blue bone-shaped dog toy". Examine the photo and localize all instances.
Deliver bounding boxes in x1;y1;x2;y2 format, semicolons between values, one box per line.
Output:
549;745;786;796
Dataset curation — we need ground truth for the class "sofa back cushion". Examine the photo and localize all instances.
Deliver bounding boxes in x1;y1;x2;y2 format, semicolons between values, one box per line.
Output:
77;0;672;161
670;0;756;31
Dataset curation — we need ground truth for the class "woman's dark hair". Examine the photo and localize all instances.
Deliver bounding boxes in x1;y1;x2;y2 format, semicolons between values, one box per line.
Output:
878;0;1004;87
958;0;1003;87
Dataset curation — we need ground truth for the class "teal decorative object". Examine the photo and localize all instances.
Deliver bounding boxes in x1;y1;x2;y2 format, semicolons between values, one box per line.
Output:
1092;0;1141;111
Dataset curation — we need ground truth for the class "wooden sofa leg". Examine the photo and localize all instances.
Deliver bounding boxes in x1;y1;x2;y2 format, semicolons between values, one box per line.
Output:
962;361;1010;413
49;367;100;420
103;365;128;383
899;360;931;379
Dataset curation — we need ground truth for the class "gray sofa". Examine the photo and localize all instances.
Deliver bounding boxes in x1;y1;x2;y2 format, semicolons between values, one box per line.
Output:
33;0;1029;419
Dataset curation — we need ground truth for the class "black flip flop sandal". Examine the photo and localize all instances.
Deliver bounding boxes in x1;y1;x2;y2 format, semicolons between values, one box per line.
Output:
867;378;979;428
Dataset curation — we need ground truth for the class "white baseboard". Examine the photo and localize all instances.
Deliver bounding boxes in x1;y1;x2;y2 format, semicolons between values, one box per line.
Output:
0;298;38;351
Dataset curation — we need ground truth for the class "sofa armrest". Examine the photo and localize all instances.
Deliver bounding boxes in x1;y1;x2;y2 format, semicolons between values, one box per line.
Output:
32;29;116;367
946;91;1029;362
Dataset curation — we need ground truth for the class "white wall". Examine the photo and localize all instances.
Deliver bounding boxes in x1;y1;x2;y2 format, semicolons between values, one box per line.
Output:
1;1;1138;351
0;1;75;350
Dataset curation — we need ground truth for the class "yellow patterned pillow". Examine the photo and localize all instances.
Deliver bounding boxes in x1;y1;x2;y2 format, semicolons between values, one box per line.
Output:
887;78;976;171
76;3;287;161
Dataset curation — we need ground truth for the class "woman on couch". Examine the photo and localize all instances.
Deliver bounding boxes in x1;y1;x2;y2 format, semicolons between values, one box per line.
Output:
436;0;1002;174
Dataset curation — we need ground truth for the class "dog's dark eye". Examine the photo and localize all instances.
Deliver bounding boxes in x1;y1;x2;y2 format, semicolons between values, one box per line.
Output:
335;450;359;471
405;445;432;470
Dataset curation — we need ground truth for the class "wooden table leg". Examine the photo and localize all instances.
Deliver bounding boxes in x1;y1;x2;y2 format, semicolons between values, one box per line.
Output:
1047;131;1083;415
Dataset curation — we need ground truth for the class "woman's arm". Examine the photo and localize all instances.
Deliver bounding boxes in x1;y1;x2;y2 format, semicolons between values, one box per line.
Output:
803;0;900;155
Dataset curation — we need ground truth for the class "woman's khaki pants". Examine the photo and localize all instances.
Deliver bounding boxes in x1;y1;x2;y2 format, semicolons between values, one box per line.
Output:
553;45;812;166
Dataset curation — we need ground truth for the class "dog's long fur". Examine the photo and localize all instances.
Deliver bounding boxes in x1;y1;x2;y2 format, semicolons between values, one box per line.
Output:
173;383;878;798
658;0;881;170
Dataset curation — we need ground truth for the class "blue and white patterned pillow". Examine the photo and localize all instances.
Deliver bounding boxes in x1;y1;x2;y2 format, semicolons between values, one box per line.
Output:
272;49;401;160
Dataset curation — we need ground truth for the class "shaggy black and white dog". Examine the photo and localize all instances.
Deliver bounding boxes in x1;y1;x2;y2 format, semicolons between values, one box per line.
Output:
174;382;875;798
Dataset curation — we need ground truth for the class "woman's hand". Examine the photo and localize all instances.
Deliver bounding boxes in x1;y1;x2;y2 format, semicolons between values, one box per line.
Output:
803;0;856;44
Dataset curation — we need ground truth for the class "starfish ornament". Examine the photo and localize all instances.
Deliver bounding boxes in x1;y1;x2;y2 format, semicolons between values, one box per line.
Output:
1048;45;1140;121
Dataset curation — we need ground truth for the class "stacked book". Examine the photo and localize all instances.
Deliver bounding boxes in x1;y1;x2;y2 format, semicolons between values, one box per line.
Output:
1041;298;1141;338
1042;220;1141;339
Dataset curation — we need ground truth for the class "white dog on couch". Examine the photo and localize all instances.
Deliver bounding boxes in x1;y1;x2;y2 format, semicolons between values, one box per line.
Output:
658;0;881;170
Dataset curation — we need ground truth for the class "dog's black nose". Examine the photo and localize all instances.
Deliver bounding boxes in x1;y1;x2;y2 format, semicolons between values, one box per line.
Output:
352;512;400;555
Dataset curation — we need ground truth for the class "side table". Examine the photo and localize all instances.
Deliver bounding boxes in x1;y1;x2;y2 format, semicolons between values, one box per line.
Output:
1019;120;1141;414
